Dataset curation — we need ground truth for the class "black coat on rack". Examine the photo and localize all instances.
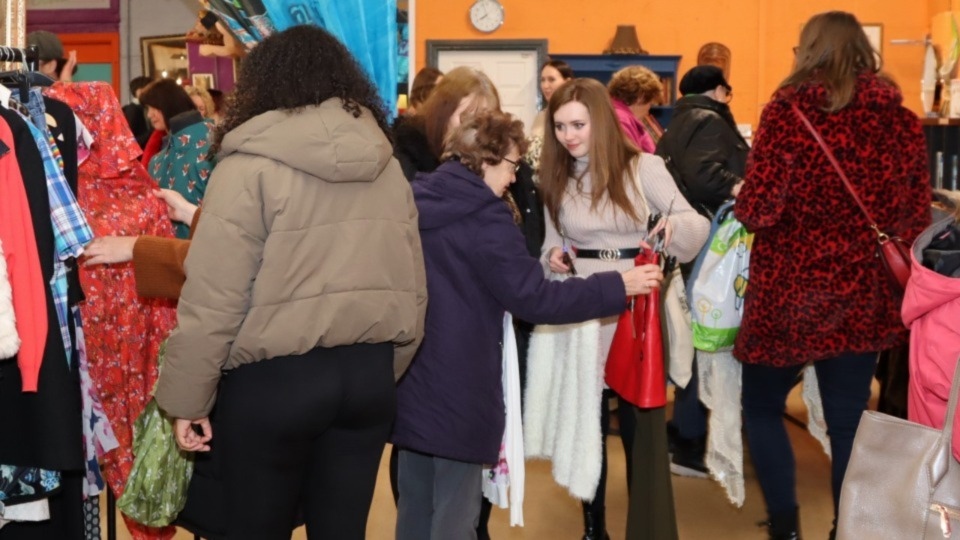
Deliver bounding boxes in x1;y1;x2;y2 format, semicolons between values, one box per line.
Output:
0;107;85;540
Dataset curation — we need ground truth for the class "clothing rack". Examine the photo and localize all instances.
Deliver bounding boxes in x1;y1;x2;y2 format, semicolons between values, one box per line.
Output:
0;45;38;70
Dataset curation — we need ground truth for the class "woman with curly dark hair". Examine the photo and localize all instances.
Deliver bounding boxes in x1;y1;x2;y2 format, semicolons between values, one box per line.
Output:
152;25;427;539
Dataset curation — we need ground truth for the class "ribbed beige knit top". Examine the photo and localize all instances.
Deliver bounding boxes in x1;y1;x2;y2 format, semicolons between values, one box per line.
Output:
540;153;710;359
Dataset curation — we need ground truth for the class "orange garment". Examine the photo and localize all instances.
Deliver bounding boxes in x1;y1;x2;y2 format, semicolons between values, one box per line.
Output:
0;117;47;391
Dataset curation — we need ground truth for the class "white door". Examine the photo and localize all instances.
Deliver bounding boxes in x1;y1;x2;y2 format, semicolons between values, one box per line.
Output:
436;49;539;133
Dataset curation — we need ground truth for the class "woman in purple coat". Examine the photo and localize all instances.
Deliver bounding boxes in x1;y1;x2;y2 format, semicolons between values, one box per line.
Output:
392;111;663;539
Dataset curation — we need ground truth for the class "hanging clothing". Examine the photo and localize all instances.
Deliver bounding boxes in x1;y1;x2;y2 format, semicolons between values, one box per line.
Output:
19;90;117;497
0;119;64;511
44;81;178;540
0;107;83;473
19;117;93;367
0;237;19;359
147;110;214;238
0;104;84;540
0;118;44;370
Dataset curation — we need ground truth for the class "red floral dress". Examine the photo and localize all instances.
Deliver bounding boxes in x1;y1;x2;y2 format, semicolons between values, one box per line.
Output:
45;82;178;540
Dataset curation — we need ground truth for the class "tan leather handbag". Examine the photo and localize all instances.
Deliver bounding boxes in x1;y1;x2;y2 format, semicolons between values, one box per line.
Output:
837;359;960;539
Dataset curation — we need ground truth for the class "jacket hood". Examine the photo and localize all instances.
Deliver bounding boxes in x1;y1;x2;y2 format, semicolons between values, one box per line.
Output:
782;72;903;112
219;99;392;183
412;160;503;229
902;210;960;326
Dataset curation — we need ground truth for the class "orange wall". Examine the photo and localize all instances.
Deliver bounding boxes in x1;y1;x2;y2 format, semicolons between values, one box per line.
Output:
416;0;931;126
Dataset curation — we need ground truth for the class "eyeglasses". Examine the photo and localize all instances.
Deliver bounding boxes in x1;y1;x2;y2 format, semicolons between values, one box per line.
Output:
502;157;521;172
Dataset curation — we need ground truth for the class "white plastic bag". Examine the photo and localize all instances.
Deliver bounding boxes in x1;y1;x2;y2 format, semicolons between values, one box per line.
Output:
687;202;753;352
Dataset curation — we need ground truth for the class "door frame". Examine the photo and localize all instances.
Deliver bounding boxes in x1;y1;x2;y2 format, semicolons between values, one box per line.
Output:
59;32;121;96
426;39;548;74
426;39;548;124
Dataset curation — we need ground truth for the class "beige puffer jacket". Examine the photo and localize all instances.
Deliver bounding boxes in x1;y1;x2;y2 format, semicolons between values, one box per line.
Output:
155;100;427;420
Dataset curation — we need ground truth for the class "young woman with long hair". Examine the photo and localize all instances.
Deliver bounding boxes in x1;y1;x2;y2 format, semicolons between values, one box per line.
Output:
734;11;931;539
536;78;709;540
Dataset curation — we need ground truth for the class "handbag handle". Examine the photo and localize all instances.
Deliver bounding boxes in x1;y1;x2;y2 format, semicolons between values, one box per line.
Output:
789;103;889;240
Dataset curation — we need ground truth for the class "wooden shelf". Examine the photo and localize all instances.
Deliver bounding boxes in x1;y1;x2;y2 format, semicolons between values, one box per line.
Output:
921;117;960;126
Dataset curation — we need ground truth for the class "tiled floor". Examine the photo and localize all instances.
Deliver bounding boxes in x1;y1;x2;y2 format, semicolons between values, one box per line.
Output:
107;384;848;539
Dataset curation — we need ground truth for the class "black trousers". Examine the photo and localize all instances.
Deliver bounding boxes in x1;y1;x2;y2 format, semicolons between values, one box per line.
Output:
216;343;396;540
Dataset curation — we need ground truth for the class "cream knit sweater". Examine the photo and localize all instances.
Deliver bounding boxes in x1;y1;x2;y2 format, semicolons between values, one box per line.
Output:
540;153;710;359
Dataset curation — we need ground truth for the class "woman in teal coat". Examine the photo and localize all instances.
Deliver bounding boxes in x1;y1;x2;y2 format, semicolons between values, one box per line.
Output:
140;79;215;238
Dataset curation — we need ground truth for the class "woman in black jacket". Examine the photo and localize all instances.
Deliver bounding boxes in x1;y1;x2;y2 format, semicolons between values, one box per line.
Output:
655;65;748;218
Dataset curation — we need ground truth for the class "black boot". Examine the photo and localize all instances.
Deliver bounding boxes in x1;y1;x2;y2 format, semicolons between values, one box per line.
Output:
759;507;802;540
581;503;610;540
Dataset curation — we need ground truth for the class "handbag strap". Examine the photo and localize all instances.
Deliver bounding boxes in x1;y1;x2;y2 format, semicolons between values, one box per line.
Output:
789;102;887;240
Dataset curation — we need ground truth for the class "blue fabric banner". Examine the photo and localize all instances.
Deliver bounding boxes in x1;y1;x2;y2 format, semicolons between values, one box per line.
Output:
261;0;397;117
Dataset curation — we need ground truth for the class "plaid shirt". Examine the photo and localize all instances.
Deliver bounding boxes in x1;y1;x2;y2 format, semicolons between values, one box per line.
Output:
21;117;93;363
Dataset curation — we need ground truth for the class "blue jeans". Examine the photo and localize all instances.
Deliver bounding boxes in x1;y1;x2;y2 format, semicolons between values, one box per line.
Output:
741;352;877;519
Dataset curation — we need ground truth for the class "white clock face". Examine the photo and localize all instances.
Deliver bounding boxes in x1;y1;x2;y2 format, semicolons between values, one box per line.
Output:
469;0;504;33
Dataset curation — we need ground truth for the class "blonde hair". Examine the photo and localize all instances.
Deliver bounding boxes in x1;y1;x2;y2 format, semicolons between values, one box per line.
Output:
417;66;501;158
185;85;216;119
780;11;886;112
539;78;641;229
608;65;663;106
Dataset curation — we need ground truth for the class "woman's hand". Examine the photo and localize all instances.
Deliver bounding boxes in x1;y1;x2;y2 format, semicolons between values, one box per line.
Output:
83;236;137;266
154;189;199;225
59;51;77;83
174;417;212;452
547;246;574;274
621;263;664;296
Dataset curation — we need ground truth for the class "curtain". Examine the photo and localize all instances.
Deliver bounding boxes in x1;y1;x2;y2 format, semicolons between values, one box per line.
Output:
261;0;398;116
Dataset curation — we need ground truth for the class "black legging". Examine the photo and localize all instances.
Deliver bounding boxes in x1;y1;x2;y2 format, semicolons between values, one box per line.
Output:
217;343;396;540
583;390;636;520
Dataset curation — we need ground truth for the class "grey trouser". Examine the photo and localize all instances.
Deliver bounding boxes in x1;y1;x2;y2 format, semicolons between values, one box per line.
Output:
396;449;483;540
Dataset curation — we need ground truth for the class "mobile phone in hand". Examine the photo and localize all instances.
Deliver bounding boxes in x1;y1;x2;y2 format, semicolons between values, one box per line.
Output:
561;251;577;275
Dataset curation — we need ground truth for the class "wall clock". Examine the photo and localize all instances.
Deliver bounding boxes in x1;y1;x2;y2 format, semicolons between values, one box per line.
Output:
469;0;504;34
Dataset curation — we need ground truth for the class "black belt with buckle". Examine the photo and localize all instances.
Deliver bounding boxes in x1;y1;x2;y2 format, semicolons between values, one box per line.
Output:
573;247;642;261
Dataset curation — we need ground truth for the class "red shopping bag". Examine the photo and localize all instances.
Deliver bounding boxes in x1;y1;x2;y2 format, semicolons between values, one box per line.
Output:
604;249;666;408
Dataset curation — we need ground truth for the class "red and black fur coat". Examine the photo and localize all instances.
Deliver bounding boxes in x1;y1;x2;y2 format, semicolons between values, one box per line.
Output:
734;73;931;367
